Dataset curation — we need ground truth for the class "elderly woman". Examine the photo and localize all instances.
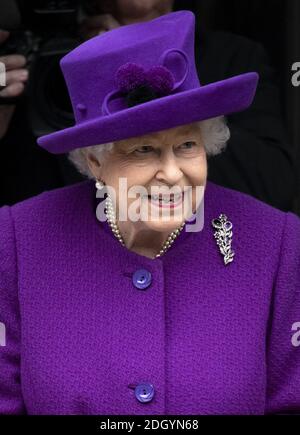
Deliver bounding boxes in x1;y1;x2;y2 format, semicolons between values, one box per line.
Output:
0;11;300;415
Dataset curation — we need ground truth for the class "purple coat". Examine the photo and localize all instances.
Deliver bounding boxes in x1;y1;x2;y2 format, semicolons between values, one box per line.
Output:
0;179;300;415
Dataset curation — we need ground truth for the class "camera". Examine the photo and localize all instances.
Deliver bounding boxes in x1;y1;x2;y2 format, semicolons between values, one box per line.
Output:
0;0;84;136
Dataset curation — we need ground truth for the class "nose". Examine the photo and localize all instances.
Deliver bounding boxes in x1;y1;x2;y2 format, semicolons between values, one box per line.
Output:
155;151;183;186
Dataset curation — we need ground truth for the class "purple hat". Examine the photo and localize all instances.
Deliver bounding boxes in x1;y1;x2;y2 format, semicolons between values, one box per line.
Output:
37;10;259;154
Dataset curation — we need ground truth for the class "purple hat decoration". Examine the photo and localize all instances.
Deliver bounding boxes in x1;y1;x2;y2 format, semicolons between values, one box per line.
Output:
114;63;175;107
117;63;174;93
102;48;189;115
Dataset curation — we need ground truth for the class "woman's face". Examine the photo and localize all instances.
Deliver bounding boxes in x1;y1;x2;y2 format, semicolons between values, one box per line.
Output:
86;123;207;234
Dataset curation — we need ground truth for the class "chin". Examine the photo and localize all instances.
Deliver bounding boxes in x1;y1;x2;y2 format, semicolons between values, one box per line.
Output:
138;194;195;230
142;215;184;233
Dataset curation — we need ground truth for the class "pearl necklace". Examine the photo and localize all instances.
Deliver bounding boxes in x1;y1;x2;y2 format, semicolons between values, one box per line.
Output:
104;193;186;258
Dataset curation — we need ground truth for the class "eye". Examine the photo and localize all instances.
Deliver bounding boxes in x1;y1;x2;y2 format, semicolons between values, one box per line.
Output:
179;141;196;149
134;145;154;154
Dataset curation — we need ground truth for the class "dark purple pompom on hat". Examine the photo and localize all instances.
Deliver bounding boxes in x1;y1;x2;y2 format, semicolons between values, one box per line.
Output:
146;66;175;95
115;63;147;93
115;62;175;98
115;62;176;108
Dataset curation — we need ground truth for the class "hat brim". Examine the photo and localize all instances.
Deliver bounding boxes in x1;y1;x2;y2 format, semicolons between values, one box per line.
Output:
37;72;258;154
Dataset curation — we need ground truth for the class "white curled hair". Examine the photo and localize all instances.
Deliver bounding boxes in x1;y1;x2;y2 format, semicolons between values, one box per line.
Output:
68;116;230;179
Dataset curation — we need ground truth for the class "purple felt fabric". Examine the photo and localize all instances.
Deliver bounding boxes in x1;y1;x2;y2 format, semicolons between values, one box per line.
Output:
36;10;259;154
0;180;300;415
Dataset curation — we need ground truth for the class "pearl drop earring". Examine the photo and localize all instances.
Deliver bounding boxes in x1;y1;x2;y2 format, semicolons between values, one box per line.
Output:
95;179;105;190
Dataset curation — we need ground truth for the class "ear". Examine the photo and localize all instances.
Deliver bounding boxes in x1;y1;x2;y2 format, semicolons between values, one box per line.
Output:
84;150;102;179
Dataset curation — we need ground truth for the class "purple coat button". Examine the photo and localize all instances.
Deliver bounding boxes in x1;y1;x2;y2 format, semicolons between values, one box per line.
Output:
134;383;155;403
132;269;152;290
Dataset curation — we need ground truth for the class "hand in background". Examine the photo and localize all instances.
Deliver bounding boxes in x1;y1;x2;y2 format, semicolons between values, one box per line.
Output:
0;30;28;140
